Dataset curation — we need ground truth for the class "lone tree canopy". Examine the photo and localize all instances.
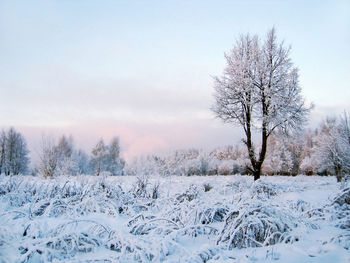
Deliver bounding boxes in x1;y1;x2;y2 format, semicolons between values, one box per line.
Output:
212;28;310;180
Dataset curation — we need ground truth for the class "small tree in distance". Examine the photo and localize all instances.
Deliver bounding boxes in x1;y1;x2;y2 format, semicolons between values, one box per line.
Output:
38;136;59;178
90;137;125;176
90;139;108;176
0;128;29;175
212;28;310;180
106;137;125;175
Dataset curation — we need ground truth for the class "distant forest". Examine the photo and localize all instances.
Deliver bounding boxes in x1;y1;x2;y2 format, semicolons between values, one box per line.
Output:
0;112;349;181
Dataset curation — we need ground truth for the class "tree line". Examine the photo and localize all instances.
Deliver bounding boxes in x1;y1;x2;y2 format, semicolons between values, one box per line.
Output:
0;130;125;177
124;112;350;181
0;113;349;181
38;135;125;177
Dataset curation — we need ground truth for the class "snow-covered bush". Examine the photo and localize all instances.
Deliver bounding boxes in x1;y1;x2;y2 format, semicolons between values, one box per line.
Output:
0;175;349;262
217;203;297;249
332;187;350;207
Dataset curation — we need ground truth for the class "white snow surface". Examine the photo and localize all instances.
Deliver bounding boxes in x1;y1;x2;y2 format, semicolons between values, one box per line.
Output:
0;174;349;262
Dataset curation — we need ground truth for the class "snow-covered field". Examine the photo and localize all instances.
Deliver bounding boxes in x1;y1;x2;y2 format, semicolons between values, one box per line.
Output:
0;174;349;262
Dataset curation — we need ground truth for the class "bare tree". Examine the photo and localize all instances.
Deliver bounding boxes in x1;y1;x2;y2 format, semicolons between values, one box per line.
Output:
212;28;310;180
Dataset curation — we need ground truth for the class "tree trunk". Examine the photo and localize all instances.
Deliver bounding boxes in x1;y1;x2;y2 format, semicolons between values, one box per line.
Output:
253;170;260;181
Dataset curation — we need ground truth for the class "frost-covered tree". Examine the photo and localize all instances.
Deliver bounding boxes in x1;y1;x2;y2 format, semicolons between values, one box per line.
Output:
263;132;298;175
76;149;90;175
0;128;29;175
56;135;73;159
12;132;29;175
212;28;309;180
299;129;318;175
285;132;305;175
90;139;108;176
106;137;125;175
90;137;125;176
315;114;350;182
38;136;59;178
55;135;78;176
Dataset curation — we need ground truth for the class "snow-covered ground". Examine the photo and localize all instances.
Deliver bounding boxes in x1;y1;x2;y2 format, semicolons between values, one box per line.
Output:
0;174;349;262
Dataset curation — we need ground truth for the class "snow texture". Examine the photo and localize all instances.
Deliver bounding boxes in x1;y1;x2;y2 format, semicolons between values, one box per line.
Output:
0;174;349;262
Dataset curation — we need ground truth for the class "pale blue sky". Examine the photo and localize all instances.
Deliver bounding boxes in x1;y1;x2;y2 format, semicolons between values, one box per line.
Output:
0;0;349;159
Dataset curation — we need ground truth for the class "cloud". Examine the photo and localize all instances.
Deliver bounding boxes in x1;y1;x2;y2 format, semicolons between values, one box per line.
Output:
0;64;214;126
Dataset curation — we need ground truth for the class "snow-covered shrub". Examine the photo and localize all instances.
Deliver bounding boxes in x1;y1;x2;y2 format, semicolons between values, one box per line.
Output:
132;174;149;198
289;199;311;213
128;215;179;236
17;220;109;262
0;175;127;218
106;229;165;261
151;181;160;199
332;187;350;207
176;184;199;203
249;180;280;198
0;175;348;262
195;207;228;225
203;182;213;192
331;187;350;230
217;203;297;249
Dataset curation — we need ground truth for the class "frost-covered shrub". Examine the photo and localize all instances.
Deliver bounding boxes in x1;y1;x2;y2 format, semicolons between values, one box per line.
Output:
224;177;250;194
0;176;128;218
132;174;149;198
218;204;297;249
203;183;213;192
0;175;347;262
152;181;160;199
249;180;280;198
195;207;228;225
176;184;199;203
331;188;350;230
128;215;179;236
305;208;326;221
17;220;109;262
289;199;311;213
106;230;162;261
332;187;350;206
